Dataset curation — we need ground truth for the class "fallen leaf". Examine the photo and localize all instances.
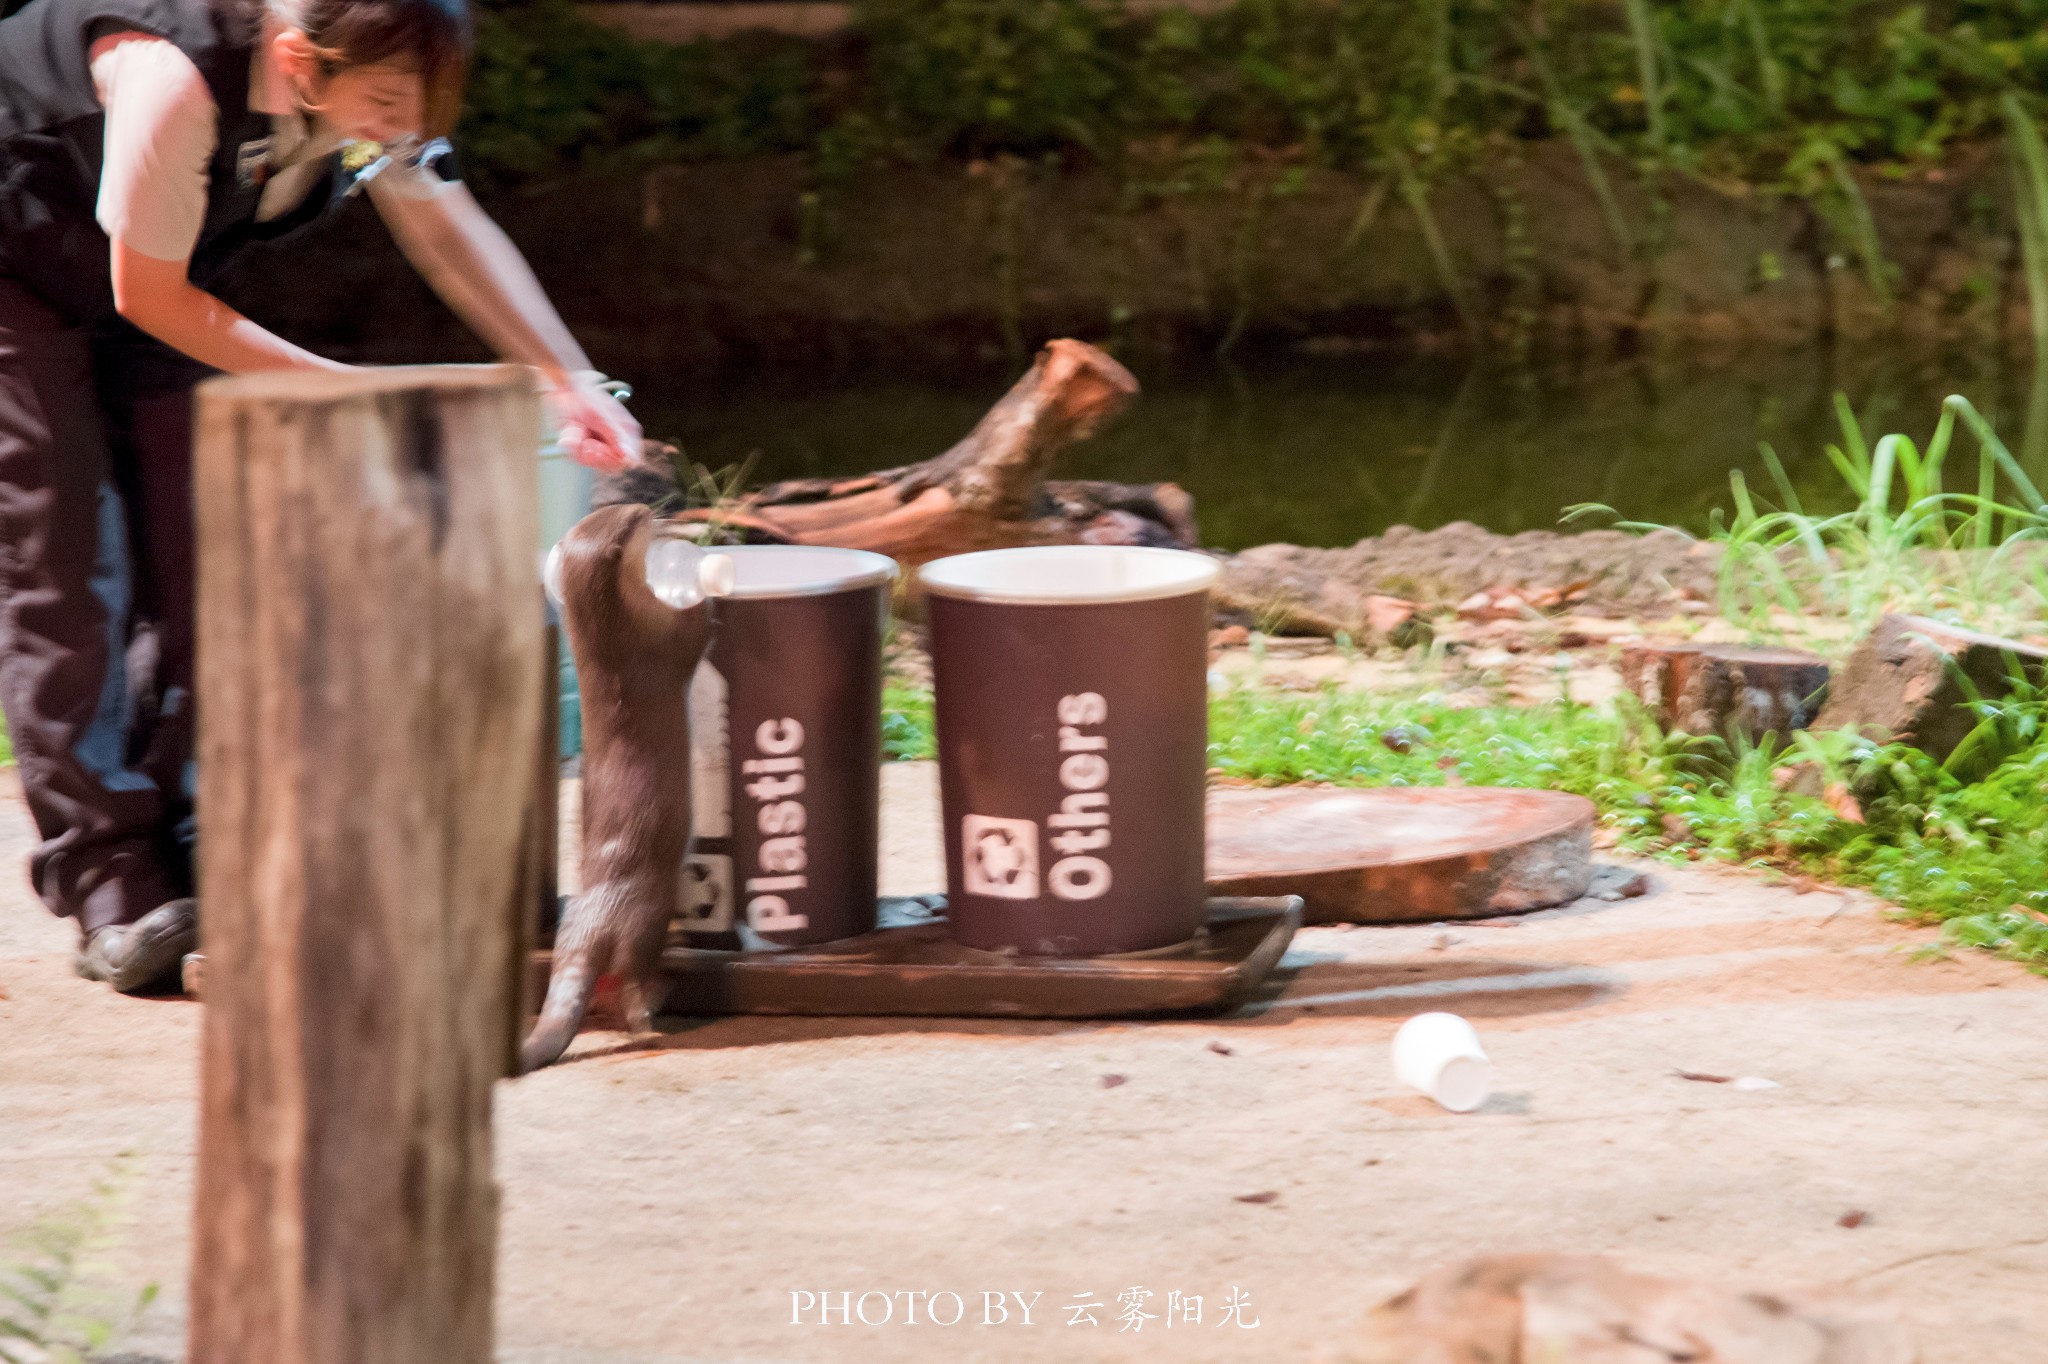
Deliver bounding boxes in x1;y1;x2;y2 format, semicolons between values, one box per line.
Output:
1100;1074;1127;1089
1674;1070;1733;1084
1235;1191;1280;1205
1838;1209;1868;1229
1207;1041;1235;1056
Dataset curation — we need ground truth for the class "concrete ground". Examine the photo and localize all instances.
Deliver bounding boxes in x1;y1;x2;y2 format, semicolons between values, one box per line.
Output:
4;763;2047;1362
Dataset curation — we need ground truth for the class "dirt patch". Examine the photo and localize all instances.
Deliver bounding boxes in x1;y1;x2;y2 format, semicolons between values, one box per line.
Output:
1210;524;1722;643
9;769;2048;1362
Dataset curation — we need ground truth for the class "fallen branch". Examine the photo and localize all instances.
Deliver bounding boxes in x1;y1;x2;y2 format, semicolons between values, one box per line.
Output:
605;340;1200;569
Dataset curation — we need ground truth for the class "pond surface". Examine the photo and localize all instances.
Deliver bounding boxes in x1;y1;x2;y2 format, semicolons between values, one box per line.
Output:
628;346;2048;552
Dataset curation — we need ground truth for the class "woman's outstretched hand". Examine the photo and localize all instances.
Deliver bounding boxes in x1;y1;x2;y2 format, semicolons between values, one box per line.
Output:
546;371;643;473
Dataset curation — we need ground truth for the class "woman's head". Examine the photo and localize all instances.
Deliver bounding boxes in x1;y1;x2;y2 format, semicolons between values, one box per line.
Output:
262;0;471;141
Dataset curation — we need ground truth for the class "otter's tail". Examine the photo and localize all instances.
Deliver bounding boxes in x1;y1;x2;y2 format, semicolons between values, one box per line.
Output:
520;943;600;1074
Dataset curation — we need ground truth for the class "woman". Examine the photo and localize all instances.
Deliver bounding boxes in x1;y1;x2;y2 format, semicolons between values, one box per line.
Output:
0;0;637;991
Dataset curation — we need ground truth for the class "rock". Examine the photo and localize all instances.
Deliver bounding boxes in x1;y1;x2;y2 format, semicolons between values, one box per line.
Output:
1216;554;1428;644
1809;614;2048;764
1380;724;1429;755
1621;640;1831;742
1363;594;1428;647
1214;546;1377;637
1350;1254;1914;1364
1586;866;1652;902
1458;589;1530;623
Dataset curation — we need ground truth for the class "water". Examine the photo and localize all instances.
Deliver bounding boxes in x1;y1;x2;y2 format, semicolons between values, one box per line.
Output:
628;346;2048;552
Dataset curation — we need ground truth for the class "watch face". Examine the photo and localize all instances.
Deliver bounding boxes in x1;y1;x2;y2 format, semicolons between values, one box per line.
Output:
234;137;273;188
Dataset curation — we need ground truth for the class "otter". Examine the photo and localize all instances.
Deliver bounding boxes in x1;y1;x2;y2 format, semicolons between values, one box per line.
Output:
520;503;713;1073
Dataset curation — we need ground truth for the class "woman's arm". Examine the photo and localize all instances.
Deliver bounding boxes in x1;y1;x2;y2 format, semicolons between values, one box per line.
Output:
369;167;642;470
112;244;347;372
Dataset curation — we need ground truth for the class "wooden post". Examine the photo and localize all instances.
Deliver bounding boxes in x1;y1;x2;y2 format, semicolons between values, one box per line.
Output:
187;367;542;1364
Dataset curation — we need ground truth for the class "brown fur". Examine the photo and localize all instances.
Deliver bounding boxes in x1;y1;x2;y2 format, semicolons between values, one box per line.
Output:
520;504;712;1073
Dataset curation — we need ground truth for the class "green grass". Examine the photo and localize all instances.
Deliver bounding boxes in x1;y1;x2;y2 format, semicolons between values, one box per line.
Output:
1575;392;2048;642
881;681;935;762
882;680;2048;967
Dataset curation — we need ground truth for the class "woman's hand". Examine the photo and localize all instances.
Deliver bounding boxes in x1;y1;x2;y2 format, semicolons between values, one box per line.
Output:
545;371;643;473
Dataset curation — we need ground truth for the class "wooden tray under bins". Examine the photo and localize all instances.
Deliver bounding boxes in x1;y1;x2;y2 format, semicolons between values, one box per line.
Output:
536;895;1303;1020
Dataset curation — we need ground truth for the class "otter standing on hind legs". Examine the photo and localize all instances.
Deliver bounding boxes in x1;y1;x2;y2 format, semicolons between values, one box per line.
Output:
521;504;717;1074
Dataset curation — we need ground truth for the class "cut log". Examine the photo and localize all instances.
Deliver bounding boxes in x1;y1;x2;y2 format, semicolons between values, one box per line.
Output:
631;340;1197;569
1621;639;1831;742
188;367;541;1364
1809;614;2048;764
1205;787;1596;923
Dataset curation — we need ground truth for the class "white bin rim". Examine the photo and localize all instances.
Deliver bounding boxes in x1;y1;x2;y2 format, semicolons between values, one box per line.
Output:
716;544;899;599
918;545;1220;605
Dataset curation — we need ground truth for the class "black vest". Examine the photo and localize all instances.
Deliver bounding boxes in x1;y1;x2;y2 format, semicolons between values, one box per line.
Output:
0;0;343;322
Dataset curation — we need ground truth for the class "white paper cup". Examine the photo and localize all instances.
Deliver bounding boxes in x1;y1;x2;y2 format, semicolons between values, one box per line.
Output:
1392;1012;1493;1113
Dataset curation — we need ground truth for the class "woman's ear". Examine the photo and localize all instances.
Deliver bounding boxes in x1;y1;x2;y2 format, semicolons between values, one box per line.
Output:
270;28;323;96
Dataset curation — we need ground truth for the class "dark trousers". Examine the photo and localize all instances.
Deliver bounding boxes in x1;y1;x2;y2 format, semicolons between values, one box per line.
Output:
0;277;208;934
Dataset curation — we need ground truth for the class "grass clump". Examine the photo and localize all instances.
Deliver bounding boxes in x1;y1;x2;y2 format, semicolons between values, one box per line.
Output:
1712;394;2048;639
1576;392;2048;643
881;681;935;762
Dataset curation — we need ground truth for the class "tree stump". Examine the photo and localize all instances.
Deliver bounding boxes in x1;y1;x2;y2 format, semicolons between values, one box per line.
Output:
188;368;542;1364
1809;614;2048;764
1205;787;1596;923
1621;640;1831;742
652;339;1198;570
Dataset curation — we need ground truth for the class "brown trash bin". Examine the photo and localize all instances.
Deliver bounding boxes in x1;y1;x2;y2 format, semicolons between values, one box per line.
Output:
920;545;1220;956
682;546;898;949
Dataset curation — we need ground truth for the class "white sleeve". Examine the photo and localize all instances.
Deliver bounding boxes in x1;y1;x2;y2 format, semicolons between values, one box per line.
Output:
91;35;218;263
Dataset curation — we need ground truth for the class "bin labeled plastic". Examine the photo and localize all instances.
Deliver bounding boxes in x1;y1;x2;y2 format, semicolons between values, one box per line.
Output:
682;546;898;949
919;545;1219;956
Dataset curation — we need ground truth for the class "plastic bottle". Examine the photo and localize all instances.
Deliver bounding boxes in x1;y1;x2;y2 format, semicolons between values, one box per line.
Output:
542;532;734;611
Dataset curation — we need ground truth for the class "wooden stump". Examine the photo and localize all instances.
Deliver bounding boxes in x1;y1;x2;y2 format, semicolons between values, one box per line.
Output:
1205;787;1596;923
1621;640;1831;741
188;368;542;1364
1809;614;2048;764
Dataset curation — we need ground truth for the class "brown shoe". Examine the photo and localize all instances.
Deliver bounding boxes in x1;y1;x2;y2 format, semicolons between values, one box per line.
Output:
76;898;197;994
